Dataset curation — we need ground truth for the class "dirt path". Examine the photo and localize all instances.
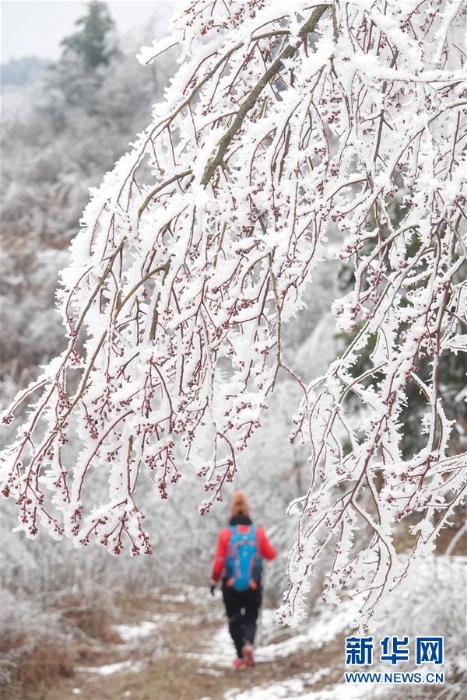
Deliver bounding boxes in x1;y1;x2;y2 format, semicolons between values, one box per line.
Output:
47;587;345;700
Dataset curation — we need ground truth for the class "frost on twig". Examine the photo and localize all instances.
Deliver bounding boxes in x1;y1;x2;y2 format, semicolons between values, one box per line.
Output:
1;0;466;623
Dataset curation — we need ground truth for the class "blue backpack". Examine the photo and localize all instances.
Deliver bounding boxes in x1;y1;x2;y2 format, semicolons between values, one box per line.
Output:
225;525;262;591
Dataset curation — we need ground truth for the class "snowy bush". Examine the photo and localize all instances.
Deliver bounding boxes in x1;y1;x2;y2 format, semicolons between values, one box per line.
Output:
0;592;73;697
370;555;467;700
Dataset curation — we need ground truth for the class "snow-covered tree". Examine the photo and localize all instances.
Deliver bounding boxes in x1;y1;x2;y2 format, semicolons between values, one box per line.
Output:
1;0;466;626
60;0;119;71
0;10;175;386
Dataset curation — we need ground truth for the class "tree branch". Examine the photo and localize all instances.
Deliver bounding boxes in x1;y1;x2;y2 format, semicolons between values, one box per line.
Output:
200;4;330;186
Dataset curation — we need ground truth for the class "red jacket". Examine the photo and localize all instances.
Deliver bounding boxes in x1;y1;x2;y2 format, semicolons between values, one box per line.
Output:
211;522;277;582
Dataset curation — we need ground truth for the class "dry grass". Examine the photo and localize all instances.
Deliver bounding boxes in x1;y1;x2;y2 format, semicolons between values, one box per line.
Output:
0;588;121;700
0;635;74;700
57;593;122;643
48;634;345;700
45;589;345;700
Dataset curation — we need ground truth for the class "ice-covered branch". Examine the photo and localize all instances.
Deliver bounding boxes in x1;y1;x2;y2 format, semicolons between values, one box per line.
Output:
1;0;465;623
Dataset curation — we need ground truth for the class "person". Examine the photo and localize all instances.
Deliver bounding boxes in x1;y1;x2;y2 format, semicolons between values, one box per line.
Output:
210;491;277;668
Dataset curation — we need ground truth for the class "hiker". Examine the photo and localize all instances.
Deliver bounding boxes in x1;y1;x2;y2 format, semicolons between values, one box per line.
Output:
210;491;277;668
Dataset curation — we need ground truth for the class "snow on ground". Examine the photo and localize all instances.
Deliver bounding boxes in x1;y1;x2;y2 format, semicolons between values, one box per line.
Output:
257;599;362;662
73;558;466;698
224;679;381;700
114;620;159;642
195;592;367;699
199;593;362;670
77;660;145;676
112;610;185;642
81;612;183;677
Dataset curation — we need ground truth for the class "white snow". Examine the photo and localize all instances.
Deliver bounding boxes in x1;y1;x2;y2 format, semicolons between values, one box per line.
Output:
199;595;361;670
114;620;159;642
195;592;368;700
79;660;145;676
225;680;376;700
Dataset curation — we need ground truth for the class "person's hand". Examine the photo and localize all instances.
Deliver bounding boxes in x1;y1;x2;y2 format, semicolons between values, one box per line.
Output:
210;580;217;596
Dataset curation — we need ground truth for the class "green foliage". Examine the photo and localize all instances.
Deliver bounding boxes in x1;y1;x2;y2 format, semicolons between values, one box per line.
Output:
60;0;119;71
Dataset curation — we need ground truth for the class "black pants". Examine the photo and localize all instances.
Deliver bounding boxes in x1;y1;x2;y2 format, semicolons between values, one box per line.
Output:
222;585;262;658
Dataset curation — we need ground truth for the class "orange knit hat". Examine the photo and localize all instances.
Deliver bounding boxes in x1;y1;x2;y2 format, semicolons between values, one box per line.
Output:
230;491;250;517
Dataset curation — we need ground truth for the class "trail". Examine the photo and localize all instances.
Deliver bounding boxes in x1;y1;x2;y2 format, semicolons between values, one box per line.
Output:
47;586;369;700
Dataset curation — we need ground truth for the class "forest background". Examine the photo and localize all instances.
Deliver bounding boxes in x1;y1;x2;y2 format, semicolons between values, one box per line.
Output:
0;2;465;699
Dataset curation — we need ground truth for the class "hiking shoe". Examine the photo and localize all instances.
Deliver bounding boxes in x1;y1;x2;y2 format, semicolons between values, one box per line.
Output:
242;642;255;667
232;658;245;668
